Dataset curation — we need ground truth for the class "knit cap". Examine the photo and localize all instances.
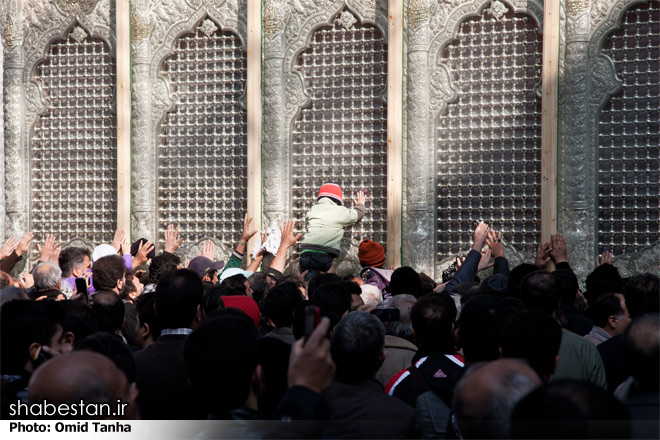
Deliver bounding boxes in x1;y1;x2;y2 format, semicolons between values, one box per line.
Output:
223;295;261;327
358;239;385;268
318;183;343;205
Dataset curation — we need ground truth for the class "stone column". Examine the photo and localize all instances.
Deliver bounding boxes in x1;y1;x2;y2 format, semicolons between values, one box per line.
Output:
261;0;290;228
2;1;27;240
403;0;434;275
130;3;157;243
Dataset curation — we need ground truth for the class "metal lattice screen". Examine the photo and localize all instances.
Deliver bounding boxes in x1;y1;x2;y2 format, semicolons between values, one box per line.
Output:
291;10;388;246
31;26;117;243
598;0;660;256
436;6;543;257
158;19;248;245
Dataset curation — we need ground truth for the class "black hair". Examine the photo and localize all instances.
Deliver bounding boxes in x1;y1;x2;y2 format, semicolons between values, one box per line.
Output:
221;274;248;295
1;301;63;374
92;255;125;291
184;309;259;415
411;292;457;352
589;293;624;328
458;294;515;363
202;284;235;316
585;263;622;305
60;301;98;343
249;272;271;306
146;252;181;285
501;309;562;379
307;273;342;300
262;282;303;328
508;263;539;299
155;269;203;329
331;311;386;382
511;380;630;439
58;246;91;278
419;273;437;296
135;290;161;341
622;273;660;318
519;271;561;315
75;332;136;383
309;283;352;327
388;266;423;298
92;291;126;333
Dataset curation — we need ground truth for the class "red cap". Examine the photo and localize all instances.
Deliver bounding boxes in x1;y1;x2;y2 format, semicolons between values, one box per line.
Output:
222;296;261;327
358;239;385;268
318;183;343;205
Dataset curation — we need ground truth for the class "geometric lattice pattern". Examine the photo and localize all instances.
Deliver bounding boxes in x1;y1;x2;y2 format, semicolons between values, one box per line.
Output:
31;26;117;243
598;0;660;256
292;10;388;245
436;6;543;257
158;18;248;244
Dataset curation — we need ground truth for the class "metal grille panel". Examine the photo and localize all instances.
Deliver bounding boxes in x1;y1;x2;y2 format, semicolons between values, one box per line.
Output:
436;7;543;257
31;26;117;243
292;11;388;245
158;19;248;244
598;0;660;256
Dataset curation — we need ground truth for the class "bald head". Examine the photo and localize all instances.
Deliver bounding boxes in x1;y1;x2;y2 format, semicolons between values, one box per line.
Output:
453;359;541;439
28;351;138;419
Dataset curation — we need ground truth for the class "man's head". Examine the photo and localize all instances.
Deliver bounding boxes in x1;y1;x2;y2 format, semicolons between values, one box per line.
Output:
263;282;304;328
134;290;161;349
622;273;660;318
184;309;260;415
33;261;62;292
511;380;630;439
519;271;561;315
75;332;137;383
188;256;225;284
501;309;562;380
508;264;539;299
388;266;423;298
358;239;385;268
590;293;631;337
585;263;622;305
554;269;580;305
58;246;92;278
386;294;417;340
155;269;203;330
92;255;125;293
146;252;181;285
309;283;352;328
28;351;138;419
1;301;70;374
92;291;126;335
411;292;457;352
622;313;659;392
458;294;515;364
452;359;541;439
331;311;386;382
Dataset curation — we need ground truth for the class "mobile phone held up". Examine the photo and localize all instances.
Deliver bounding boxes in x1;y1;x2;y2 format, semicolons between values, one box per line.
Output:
75;277;89;304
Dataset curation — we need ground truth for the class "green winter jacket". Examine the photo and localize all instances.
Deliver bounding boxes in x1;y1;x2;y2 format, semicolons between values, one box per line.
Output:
300;198;365;257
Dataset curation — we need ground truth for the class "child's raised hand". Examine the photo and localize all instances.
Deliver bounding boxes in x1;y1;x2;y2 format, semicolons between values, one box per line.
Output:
355;190;367;205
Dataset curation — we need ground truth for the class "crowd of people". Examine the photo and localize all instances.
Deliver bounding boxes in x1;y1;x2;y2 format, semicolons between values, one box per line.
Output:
0;183;658;439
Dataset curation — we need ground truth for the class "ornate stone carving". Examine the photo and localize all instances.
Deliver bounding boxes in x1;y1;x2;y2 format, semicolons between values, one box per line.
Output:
2;9;25;49
131;8;154;44
70;25;88;43
263;0;290;39
199;18;218;36
336;9;358;29
485;0;508;20
56;0;100;15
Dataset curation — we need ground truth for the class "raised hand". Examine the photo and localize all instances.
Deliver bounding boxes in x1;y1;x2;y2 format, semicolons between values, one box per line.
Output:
478;248;494;271
534;241;552;268
596;250;612;267
37;234;60;263
472;221;490;252
111;229;126;252
486;230;504;258
549;233;568;264
133;240;154;268
199;239;215;260
355;190;367;205
15;232;34;257
0;238;19;259
241;215;259;244
164;224;183;253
